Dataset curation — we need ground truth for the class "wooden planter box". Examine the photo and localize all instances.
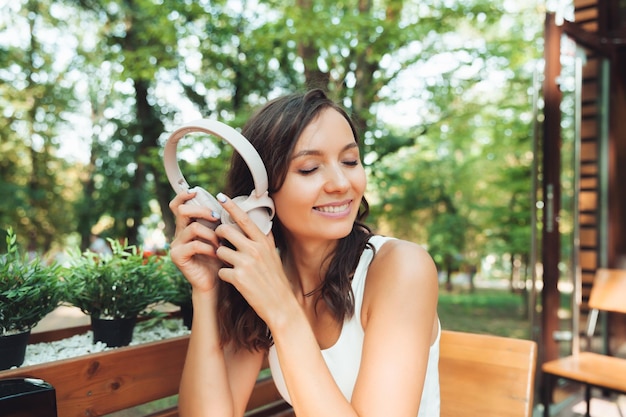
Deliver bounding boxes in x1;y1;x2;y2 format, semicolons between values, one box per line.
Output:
0;323;289;417
0;327;187;417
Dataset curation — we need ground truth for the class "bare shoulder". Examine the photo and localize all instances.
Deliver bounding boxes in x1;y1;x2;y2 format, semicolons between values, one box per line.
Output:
369;238;438;284
363;239;439;314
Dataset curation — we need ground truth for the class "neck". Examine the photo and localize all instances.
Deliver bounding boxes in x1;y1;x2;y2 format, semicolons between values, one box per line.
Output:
280;237;337;298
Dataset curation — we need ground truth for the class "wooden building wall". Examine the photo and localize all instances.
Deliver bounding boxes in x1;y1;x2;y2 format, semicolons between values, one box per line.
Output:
571;0;626;350
573;0;603;320
541;0;625;362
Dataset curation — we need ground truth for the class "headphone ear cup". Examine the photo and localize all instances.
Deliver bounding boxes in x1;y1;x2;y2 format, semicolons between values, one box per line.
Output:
186;186;222;230
222;194;274;235
247;205;273;235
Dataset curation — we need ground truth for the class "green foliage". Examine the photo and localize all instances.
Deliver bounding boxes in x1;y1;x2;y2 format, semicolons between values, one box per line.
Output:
0;228;64;334
439;288;530;339
0;0;546;287
62;239;176;319
161;255;192;307
0;0;80;250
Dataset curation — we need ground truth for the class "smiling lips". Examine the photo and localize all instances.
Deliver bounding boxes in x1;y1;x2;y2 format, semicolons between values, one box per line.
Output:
314;201;351;214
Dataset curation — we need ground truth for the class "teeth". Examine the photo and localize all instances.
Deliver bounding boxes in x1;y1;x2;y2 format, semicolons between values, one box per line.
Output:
315;203;350;213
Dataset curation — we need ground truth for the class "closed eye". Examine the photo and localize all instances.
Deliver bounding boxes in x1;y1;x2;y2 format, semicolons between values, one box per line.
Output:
343;160;359;167
298;167;318;175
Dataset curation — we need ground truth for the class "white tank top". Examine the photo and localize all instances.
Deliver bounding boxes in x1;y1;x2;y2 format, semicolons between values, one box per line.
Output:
268;235;440;416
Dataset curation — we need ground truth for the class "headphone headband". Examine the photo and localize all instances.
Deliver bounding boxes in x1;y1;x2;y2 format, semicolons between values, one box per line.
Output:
163;119;269;197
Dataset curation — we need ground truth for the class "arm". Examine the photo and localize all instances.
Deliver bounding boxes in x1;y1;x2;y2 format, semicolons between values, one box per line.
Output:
269;240;438;417
178;289;264;417
352;239;439;416
169;192;264;417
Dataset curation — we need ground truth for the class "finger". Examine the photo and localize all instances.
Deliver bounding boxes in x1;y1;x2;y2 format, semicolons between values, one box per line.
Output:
169;191;196;214
171;237;218;265
173;192;221;231
214;241;237;266
217;266;235;286
215;192;263;239
177;203;221;227
180;221;221;248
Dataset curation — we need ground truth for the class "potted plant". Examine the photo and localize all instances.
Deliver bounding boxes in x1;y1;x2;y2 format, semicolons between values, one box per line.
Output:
0;228;64;370
162;256;193;329
62;238;175;347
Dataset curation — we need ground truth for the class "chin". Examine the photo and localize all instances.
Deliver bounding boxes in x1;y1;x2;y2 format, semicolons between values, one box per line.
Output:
323;224;354;241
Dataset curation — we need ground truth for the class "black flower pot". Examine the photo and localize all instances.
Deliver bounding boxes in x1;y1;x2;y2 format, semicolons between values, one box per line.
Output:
180;302;193;330
0;330;31;370
91;316;137;347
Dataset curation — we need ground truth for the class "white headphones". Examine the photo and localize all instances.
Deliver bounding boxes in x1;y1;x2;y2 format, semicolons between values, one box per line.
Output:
163;119;275;235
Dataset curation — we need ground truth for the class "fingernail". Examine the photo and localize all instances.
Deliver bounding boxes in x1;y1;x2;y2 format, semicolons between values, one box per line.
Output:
216;192;227;203
211;210;221;219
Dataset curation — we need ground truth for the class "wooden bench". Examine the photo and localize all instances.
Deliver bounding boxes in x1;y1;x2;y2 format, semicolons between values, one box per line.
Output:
0;326;536;416
542;268;626;417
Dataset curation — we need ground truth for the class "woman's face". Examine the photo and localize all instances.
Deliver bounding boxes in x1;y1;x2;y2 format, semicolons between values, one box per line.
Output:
271;108;366;244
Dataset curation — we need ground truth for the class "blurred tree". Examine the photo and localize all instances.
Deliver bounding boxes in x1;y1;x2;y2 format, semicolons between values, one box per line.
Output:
64;0;212;245
368;2;542;290
0;0;545;286
0;0;79;252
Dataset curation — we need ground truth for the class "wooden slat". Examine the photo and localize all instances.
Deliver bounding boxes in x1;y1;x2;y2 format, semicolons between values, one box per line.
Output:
543;352;626;393
580;141;598;160
580;119;598;141
589;269;626;313
574;8;598;23
579;21;599;32
579;228;597;248
580;161;598;177
579;176;597;190
440;330;537;417
581;271;596;285
579;191;598;212
579;250;598;271
578;212;597;226
245;377;286;412
574;0;598;10
144;407;179;417
245;400;294;417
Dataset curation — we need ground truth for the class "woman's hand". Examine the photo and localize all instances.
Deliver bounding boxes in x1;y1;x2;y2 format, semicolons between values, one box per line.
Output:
213;193;293;324
169;192;223;293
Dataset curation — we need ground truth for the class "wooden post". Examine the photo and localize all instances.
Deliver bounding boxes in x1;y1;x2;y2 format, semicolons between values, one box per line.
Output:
541;12;562;364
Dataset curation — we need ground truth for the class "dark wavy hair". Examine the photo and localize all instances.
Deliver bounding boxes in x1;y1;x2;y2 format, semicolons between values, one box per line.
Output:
218;89;373;351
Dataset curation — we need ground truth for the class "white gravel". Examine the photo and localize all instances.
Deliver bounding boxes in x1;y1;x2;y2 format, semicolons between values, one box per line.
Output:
22;319;190;367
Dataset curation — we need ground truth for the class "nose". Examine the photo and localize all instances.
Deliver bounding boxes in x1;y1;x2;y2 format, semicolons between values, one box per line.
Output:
324;164;350;193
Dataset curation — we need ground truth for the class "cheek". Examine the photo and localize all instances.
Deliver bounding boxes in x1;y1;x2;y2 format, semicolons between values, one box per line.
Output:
271;180;313;220
353;167;367;195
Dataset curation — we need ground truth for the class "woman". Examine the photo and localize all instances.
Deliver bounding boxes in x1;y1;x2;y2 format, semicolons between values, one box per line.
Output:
169;89;440;417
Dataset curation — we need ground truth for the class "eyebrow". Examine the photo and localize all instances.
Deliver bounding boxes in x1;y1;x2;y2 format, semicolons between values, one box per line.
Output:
291;142;359;160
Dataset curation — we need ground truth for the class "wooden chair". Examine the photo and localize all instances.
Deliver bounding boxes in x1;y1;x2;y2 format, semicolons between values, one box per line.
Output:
439;330;538;417
542;268;626;417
